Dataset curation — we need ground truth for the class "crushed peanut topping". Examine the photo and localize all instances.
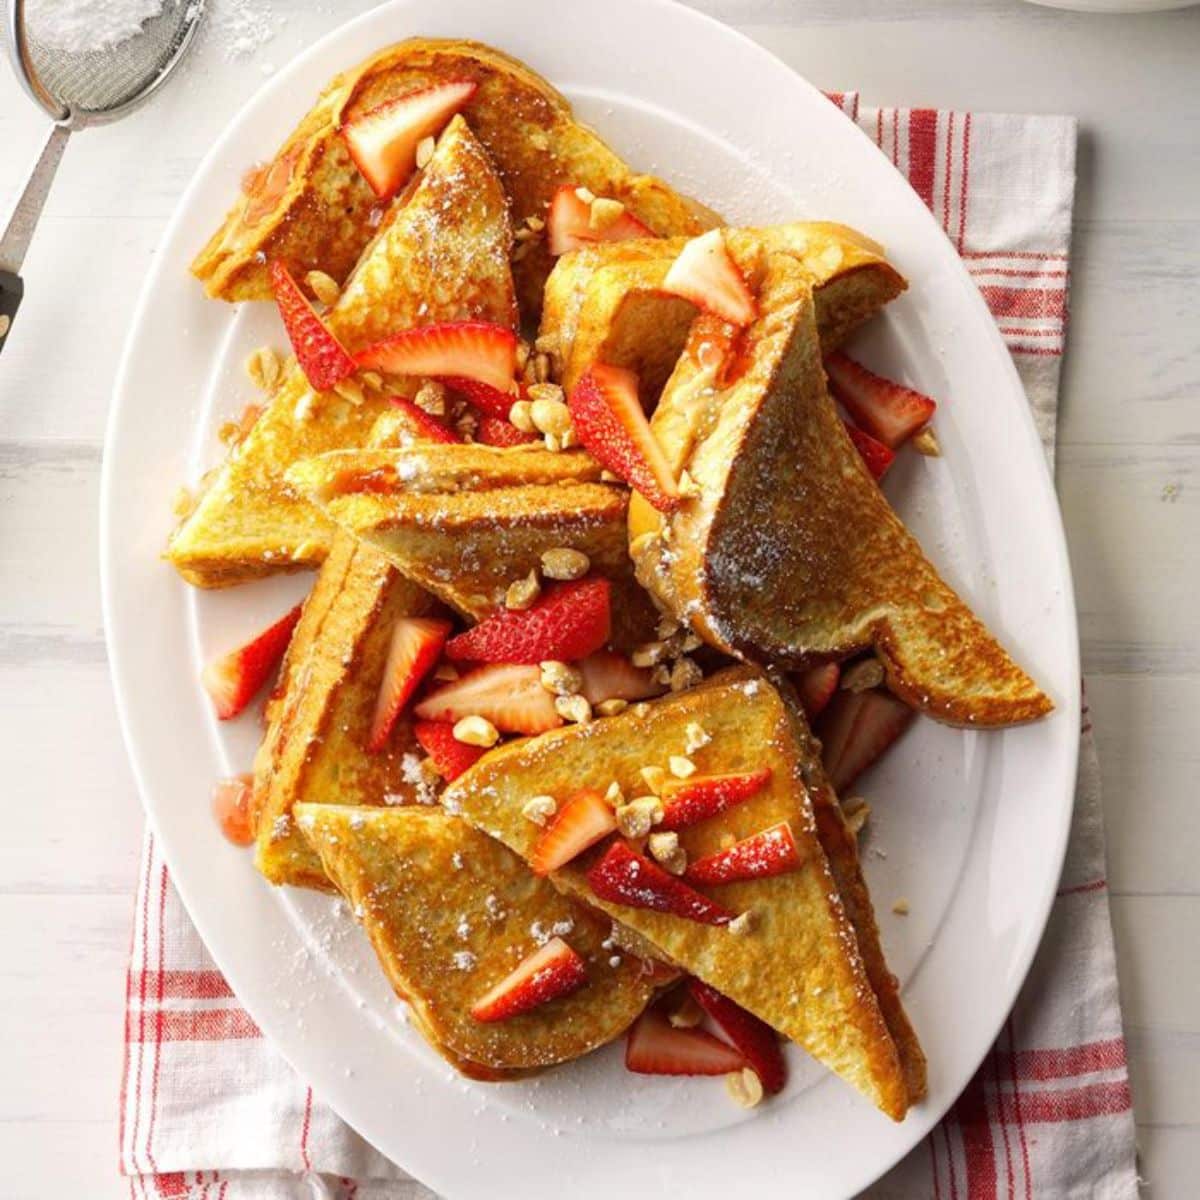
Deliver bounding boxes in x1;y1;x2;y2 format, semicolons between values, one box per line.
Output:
588;196;626;232
615;796;663;839
892;898;911;916
668;993;704;1028
555;693;592;724
725;1067;764;1108
596;698;628;717
912;426;941;457
631;641;668;668
656;615;681;640
360;370;384;392
505;570;541;611
333;377;365;406
453;715;500;748
541;547;590;581
414;379;447;415
669;755;696;779
640;765;667;795
529;396;572;437
841;658;885;692
841;796;870;837
521;795;558;826
534;331;559;355
415;135;436;169
305;270;341;307
526;381;565;406
727;911;757;936
540;660;584;696
525;215;545;232
677;468;702;498
574;185;597;205
670;657;704;693
508;399;535;432
245;346;282;391
543;431;562;452
647;831;687;875
604;781;625;806
684;722;711;753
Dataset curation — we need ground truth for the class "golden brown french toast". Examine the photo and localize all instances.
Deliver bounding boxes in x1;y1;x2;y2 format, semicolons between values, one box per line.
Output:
441;668;917;1119
296;804;665;1076
168;116;517;587
629;249;1052;728
541;221;906;399
192;38;716;317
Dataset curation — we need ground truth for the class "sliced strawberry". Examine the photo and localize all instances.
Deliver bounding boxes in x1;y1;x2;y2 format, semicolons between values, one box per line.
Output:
445;578;611;665
212;774;255;847
387;397;462;443
546;184;655;256
662;230;757;326
685;822;803;886
794;662;841;721
356;322;517;394
825;353;937;449
688;980;786;1094
413;663;562;734
577;651;666;706
843;420;896;480
202;604;302;720
414;719;485;782
568;364;680;511
531;788;617;875
446;376;518;420
269;260;355;392
340;79;477;200
367;617;452;752
587;842;733;926
817;687;915;792
657;768;772;832
470;937;588;1022
625;1004;747;1076
476;415;539;447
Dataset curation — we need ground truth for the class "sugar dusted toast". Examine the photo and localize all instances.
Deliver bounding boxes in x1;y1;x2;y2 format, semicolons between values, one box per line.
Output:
296;804;665;1077
168;116;517;587
192;38;716;317
630;248;1052;728
441;667;919;1120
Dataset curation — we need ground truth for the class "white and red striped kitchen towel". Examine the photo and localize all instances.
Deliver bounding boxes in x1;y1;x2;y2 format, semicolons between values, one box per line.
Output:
120;96;1139;1199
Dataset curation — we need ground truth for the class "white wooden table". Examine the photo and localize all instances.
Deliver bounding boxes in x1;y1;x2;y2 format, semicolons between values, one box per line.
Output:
1;2;1196;1195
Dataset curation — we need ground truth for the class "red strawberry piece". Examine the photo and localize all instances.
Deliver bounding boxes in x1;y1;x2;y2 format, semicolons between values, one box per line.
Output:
355;321;517;394
476;415;539;446
446;376;519;420
657;768;772;832
577;651;666;706
470;937;588;1022
688;980;786;1094
413;720;485;782
444;578;611;665
625;1004;748;1076
793;662;841;721
662;230;757;326
587;842;733;926
685;821;803;886
825;353;937;449
546;184;655;256
387;397;462;443
817;687;915;792
269;260;355;392
568;364;680;511
414;662;562;734
367;617;452;752
202;604;302;720
340;79;477;200
531;788;617;875
212;774;255;847
843;420;896;480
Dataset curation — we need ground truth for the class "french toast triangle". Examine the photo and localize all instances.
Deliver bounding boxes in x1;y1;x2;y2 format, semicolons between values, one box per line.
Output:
286;443;658;650
441;667;918;1120
629;251;1052;728
540;221;906;399
192;37;715;315
295;804;665;1077
167;115;517;588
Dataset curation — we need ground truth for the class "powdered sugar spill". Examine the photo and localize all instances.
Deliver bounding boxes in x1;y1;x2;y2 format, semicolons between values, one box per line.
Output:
199;0;281;61
26;0;166;54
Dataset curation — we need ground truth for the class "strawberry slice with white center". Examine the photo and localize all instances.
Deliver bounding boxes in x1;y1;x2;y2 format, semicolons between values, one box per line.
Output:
212;774;255;847
843;420;896;480
414;662;562;734
269;260;355;392
475;415;539;447
825;353;937;449
367;616;452;752
816;687;915;792
470;937;588;1023
445;578;611;665
657;768;772;832
662;229;757;326
340;80;477;200
793;662;841;721
355;321;517;394
685;822;803;886
587;841;733;926
568;363;680;512
577;651;666;706
546;184;655;256
625;1004;748;1076
387;397;462;443
531;788;617;875
202;604;303;720
688;980;787;1094
413;719;485;782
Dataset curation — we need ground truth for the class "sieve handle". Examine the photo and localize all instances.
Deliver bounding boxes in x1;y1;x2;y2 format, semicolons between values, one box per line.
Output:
0;123;70;352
